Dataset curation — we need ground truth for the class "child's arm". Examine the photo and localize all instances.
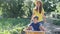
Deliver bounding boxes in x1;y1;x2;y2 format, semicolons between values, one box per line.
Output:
39;23;46;31
24;23;33;31
31;9;35;22
42;8;47;23
40;26;46;31
23;26;32;31
26;26;32;30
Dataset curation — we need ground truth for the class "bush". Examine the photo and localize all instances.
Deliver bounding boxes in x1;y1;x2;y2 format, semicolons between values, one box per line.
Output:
57;14;60;19
53;20;60;26
0;18;30;34
11;30;18;34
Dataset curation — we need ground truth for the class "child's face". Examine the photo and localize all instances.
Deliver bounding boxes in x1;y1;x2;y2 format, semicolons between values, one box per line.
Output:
33;18;38;24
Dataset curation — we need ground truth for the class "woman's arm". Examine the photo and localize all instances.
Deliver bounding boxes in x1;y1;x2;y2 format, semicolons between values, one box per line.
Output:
43;13;47;23
31;14;34;21
31;9;35;22
42;9;47;23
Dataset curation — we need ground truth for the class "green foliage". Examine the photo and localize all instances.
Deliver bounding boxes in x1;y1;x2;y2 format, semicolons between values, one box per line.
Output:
11;30;18;34
56;2;60;13
0;27;23;34
22;0;34;17
0;0;25;18
43;0;57;13
53;20;60;26
0;18;30;29
0;0;34;18
0;0;60;18
0;18;30;34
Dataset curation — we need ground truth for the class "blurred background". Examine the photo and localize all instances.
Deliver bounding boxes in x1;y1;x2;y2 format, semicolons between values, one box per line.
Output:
0;0;60;34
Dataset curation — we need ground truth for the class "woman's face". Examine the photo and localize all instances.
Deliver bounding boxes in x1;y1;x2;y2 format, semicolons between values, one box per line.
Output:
36;1;41;7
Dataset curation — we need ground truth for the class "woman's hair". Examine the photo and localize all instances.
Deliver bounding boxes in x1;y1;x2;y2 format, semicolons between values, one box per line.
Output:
35;1;42;13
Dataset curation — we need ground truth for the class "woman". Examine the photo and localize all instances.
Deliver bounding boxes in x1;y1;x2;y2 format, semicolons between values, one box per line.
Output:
31;1;46;24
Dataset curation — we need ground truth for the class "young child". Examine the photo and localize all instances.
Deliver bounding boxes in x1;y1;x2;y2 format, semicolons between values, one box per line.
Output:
27;16;45;31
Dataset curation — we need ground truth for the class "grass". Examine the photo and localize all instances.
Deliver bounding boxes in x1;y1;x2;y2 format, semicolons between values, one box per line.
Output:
0;18;30;34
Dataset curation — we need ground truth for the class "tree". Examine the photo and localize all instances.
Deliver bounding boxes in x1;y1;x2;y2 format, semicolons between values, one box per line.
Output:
0;0;24;18
43;0;57;13
22;0;34;18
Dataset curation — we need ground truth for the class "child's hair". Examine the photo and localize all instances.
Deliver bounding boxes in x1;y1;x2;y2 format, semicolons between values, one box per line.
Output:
33;16;39;20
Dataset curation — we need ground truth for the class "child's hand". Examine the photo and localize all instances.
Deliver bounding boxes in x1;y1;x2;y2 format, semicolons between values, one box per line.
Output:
27;26;32;30
43;28;46;31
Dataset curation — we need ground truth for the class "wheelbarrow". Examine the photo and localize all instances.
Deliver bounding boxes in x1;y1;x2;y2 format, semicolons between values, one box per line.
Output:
24;30;45;34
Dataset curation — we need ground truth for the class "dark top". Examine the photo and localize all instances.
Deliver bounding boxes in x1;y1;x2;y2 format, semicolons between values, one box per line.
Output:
30;22;42;31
